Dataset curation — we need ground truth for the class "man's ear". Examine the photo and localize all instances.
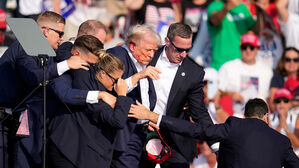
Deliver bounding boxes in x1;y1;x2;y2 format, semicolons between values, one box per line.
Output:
42;28;48;38
128;41;136;52
165;37;170;47
72;50;80;56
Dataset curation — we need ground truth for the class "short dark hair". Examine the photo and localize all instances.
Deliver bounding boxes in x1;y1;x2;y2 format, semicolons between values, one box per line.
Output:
244;98;268;118
167;23;192;42
77;20;107;37
37;11;65;25
72;35;103;55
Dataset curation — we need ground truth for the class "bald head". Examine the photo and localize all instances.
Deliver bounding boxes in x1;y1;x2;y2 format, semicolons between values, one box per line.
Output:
77;20;107;43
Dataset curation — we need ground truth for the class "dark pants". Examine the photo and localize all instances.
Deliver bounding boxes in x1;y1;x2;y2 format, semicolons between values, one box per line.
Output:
111;126;147;168
48;138;76;168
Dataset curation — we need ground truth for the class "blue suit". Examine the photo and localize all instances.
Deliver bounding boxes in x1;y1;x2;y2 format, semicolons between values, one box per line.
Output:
49;66;133;168
160;116;299;168
107;46;156;167
0;41;61;167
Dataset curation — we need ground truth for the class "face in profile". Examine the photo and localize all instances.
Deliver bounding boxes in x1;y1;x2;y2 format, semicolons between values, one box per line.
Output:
44;23;65;50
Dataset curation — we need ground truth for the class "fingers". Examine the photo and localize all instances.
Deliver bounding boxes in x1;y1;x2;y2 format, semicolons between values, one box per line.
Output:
80;65;89;71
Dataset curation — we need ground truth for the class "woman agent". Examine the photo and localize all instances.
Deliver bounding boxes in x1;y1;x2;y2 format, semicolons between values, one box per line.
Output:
49;47;133;168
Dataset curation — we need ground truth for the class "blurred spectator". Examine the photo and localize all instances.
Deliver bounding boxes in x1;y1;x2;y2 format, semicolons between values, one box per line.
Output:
203;67;229;124
186;0;212;67
269;88;299;156
181;0;212;40
276;0;299;50
207;0;258;70
63;0;112;41
0;9;15;55
125;0;181;43
249;0;279;30
190;141;217;168
247;0;284;69
42;0;75;17
17;0;43;20
269;47;299;112
217;33;272;118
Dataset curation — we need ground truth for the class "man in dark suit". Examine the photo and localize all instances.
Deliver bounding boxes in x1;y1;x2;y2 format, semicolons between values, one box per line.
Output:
51;20;107;106
48;35;132;168
0;11;89;168
106;25;161;168
129;98;299;168
139;23;214;168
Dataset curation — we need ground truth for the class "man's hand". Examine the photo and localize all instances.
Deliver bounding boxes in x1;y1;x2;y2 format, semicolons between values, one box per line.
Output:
148;121;160;132
115;78;128;96
224;0;241;11
98;91;116;108
139;66;161;80
128;101;159;123
67;56;89;70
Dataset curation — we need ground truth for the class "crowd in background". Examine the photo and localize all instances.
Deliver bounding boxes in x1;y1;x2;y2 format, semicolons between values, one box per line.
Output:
0;0;299;168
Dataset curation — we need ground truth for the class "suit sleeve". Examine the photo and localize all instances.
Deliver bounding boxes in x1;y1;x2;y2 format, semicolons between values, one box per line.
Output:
188;68;213;125
160;115;231;142
50;72;88;105
73;69;133;128
16;51;59;86
283;138;299;168
87;97;132;129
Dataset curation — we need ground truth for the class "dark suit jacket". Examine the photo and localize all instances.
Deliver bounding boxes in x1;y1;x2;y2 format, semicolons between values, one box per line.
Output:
160;116;299;168
0;41;60;164
49;66;133;168
50;41;89;105
149;46;213;162
107;46;156;151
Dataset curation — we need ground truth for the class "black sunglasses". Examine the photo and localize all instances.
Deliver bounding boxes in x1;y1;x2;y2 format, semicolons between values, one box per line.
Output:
274;97;290;104
169;40;191;53
284;57;299;63
100;67;118;84
42;27;64;38
241;44;256;51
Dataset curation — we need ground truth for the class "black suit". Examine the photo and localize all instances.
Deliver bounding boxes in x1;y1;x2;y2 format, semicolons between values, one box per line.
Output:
107;46;157;167
146;46;214;166
160;116;299;168
49;67;133;168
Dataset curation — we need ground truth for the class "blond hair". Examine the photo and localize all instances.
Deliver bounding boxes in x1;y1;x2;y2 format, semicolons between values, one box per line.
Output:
95;50;124;74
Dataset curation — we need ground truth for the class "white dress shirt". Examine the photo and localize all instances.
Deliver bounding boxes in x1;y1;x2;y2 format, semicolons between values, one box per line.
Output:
123;45;150;124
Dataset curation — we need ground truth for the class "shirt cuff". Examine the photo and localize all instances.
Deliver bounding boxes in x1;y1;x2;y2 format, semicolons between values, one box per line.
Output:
86;91;99;104
126;77;137;93
156;114;163;127
210;142;220;153
57;60;70;76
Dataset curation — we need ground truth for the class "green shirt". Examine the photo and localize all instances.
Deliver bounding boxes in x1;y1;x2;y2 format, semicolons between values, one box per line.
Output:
207;1;255;70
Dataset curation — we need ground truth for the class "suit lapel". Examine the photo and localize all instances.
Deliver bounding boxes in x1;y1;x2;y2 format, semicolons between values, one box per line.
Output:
166;62;186;112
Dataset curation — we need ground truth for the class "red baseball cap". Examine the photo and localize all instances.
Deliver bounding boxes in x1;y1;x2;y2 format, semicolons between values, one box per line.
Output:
0;9;7;29
144;129;171;164
274;88;293;100
284;76;299;97
241;32;260;47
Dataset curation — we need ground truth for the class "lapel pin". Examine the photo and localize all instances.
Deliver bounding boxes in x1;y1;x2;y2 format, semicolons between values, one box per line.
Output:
181;72;185;77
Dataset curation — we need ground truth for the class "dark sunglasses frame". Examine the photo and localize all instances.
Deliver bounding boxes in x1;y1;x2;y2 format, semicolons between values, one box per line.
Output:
284;57;299;63
42;27;64;38
169;40;192;53
100;67;118;84
274;97;290;104
241;44;256;51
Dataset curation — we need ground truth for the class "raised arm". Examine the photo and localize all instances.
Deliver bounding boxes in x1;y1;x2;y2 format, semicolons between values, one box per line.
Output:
276;0;289;23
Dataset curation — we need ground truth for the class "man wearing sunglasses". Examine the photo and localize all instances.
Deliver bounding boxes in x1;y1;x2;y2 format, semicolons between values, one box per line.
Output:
136;23;216;168
0;11;90;168
217;32;273;118
269;88;299;156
